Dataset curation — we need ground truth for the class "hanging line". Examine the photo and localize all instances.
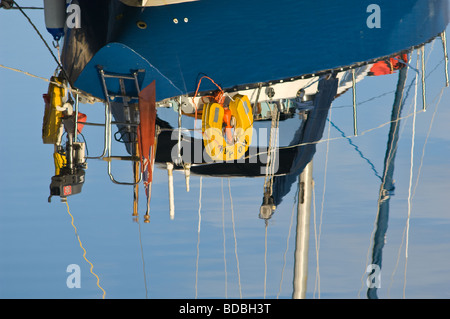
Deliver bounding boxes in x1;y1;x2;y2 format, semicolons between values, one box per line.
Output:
221;178;228;299
263;100;280;196
192;75;225;129
328;67;420;183
276;178;300;299
403;50;420;299
264;219;268;299
228;178;243;299
136;217;149;299
195;176;203;299
65;201;106;299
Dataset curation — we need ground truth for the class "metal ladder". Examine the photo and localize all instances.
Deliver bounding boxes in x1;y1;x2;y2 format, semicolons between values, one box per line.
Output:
74;67;145;185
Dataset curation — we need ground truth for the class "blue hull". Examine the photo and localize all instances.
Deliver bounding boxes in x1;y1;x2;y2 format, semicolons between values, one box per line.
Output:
62;0;449;102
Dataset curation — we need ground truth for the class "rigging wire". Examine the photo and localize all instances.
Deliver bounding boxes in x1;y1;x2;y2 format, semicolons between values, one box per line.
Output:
240;108;426;164
65;201;106;299
239;59;446;168
1;0;43;10
11;0;69;82
332;89;396;110
357;54;413;299
6;6;43;9
263;101;280;195
327;118;382;181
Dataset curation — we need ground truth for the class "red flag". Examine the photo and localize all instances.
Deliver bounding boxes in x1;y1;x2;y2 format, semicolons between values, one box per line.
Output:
138;81;157;214
77;112;87;133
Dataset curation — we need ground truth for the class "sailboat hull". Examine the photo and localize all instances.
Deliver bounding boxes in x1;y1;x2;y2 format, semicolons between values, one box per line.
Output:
62;0;449;102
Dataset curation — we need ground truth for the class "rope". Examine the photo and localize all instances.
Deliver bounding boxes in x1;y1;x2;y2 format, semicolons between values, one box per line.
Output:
0;63;61;86
195;176;203;299
228;178;242;298
264;220;268;299
263;102;280;194
192;75;224;129
0;63;81;97
221;179;228;298
65;201;106;299
403;50;420;298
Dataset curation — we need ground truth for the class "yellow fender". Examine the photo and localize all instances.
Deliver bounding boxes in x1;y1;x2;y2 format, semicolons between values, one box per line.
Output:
53;151;67;176
42;76;65;144
202;94;253;161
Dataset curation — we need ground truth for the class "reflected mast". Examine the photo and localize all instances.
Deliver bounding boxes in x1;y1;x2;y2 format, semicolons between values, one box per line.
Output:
367;55;409;299
292;160;313;299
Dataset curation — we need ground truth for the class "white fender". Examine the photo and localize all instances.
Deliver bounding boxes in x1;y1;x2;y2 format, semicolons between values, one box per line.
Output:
44;0;66;41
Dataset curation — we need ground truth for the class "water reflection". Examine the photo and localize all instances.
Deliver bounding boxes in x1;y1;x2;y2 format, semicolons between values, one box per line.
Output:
1;2;450;300
44;40;448;300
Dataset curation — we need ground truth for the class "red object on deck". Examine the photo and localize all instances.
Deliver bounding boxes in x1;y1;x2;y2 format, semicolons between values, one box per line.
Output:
77;112;87;133
369;54;408;76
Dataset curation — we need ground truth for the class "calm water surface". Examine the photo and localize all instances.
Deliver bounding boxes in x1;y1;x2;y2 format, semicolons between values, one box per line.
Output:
1;9;450;299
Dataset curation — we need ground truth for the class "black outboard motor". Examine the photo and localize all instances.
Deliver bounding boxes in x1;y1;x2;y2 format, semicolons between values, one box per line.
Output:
48;168;85;202
48;111;87;202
